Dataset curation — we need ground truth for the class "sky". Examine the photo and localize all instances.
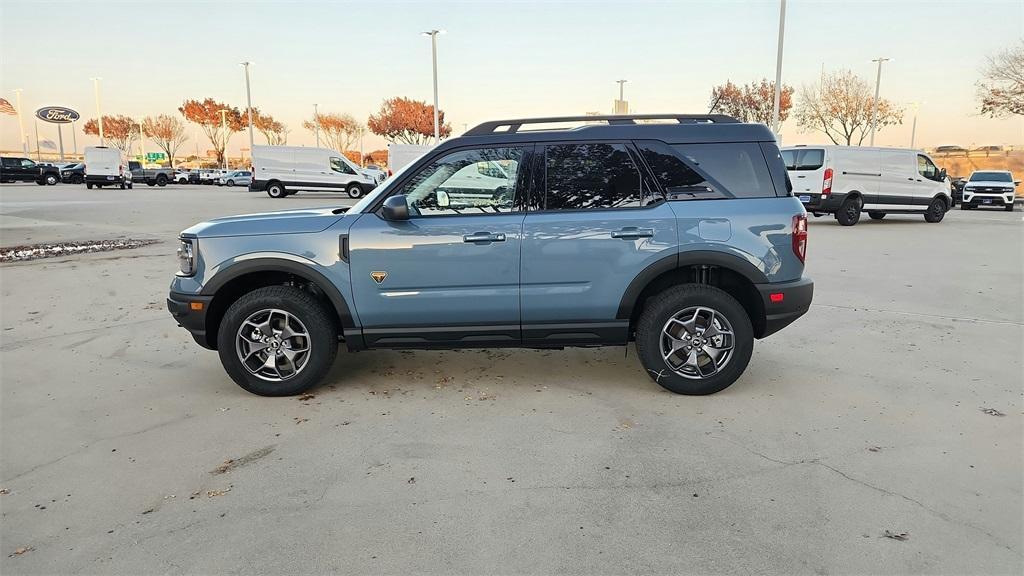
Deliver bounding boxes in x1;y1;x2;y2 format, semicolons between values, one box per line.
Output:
1;0;1022;157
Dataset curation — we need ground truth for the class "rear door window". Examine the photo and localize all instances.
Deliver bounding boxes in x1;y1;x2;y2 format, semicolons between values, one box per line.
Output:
541;143;656;210
781;148;825;171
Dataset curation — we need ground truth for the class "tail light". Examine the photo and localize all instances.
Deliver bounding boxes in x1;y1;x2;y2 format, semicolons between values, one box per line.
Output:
822;167;833;196
792;214;808;263
119;164;124;175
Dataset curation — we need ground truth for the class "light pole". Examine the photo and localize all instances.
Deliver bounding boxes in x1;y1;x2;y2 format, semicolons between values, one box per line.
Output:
771;0;787;137
615;79;627;113
241;62;255;158
909;101;922;148
219;109;228;169
13;89;27;154
422;30;444;143
90;77;104;145
313;103;319;148
869;57;891;146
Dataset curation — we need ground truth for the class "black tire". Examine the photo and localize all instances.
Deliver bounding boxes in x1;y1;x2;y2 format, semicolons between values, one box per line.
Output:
120;182;126;190
86;182;93;189
635;284;754;395
226;180;235;187
35;179;46;186
73;175;84;184
835;196;862;226
924;197;947;223
960;203;972;210
216;286;337;396
156;175;168;186
147;181;156;186
127;181;133;189
267;182;286;198
868;211;886;220
45;174;58;185
1005;203;1015;212
346;184;363;199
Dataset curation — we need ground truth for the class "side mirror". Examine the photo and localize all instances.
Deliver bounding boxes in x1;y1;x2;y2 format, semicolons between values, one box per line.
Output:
436;190;450;208
939;168;947;180
382;195;410;221
1015;181;1021;186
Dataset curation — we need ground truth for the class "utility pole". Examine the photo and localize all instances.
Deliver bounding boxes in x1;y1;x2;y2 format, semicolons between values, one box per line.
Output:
13;89;27;154
90;77;104;145
869;57;891;146
771;0;787;137
616;79;627;102
422;30;444;144
138;122;145;162
241;62;255;158
313;103;319;148
71;120;78;156
219;109;228;169
909;102;922;148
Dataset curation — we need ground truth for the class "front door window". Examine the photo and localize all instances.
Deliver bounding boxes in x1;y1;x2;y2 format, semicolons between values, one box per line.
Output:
399;147;526;216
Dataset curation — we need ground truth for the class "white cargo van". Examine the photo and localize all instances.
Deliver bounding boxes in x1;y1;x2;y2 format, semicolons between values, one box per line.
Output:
250;146;378;199
780;146;951;226
387;143;433;174
84;146;132;190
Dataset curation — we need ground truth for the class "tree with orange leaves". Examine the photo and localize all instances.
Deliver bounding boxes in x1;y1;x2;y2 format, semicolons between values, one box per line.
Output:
364;149;388;167
709;79;794;126
82;115;138;155
795;70;903;145
178;98;243;165
368;97;450;145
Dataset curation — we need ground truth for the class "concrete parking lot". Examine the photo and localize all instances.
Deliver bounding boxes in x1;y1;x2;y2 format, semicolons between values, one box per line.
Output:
1;183;1021;574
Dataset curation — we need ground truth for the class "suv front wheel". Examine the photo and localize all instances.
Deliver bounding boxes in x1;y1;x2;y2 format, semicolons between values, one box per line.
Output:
217;286;338;396
635;284;753;395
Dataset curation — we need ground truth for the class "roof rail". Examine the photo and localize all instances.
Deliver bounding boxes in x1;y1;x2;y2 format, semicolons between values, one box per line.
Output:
464;114;740;136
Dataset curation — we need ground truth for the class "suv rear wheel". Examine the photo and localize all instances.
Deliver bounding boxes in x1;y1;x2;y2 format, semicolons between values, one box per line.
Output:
217;286;337;396
635;284;753;395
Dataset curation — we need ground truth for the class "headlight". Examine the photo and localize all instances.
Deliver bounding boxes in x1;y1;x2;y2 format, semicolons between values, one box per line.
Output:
177;238;195;276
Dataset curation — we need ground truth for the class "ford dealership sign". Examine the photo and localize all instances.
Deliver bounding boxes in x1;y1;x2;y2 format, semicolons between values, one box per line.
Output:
35;106;80;124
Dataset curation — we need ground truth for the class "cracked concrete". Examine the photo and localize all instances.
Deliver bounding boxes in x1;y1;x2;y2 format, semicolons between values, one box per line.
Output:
1;184;1022;574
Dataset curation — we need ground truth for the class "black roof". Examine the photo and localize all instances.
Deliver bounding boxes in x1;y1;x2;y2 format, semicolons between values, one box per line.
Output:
447;114;777;149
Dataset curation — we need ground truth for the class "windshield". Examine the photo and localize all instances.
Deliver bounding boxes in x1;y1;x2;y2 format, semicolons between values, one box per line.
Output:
969;172;1012;182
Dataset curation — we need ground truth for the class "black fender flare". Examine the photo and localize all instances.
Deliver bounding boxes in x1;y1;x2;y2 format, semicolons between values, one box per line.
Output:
200;257;355;330
615;250;770;320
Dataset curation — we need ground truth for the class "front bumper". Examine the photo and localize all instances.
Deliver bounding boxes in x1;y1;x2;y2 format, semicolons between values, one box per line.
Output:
167;291;214;349
755;277;814;338
963;193;1015;207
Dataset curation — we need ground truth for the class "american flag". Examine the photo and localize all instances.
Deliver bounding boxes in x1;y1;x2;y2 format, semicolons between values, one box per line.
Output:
0;97;16;116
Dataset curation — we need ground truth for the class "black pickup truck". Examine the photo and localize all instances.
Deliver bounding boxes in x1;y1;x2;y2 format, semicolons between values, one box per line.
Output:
0;156;61;185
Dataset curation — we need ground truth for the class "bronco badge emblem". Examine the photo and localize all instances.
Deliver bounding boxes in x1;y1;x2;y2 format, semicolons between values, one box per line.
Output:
370;271;388;284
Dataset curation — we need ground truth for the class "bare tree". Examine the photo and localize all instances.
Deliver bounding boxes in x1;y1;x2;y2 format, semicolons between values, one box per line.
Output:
978;40;1024;117
795;70;903;145
302;112;363;152
142;115;188;167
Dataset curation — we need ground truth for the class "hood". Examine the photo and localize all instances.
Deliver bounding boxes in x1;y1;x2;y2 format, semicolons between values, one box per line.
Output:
965;180;1015;187
181;206;347;238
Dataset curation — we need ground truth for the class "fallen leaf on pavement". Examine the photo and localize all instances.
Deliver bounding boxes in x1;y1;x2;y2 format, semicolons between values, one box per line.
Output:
9;546;33;557
883;530;909;541
980;407;1005;417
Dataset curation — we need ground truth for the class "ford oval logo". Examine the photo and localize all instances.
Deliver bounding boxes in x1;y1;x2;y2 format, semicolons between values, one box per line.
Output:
35;106;81;124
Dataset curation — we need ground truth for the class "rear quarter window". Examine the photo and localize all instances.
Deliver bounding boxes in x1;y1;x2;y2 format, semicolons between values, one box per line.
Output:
672;143;778;199
781;148;824;171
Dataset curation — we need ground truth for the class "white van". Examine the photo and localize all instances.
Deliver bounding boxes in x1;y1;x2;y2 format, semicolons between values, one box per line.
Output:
780;146;951;225
83;146;132;190
387;143;434;174
250;146;378;199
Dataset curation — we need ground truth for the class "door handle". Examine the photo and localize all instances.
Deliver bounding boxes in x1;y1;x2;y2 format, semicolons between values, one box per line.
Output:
796;175;806;178
463;232;506;243
611;227;654;239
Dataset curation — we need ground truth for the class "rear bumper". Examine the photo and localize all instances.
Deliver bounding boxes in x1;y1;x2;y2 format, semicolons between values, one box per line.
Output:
167;291;214;349
797;193;844;214
755;277;813;338
85;174;125;184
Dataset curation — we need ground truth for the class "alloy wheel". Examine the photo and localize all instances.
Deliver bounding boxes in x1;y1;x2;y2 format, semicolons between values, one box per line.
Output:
660;306;735;379
235;308;311;382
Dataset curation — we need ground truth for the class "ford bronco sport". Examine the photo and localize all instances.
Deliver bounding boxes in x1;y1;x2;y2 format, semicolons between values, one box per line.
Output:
168;114;813;396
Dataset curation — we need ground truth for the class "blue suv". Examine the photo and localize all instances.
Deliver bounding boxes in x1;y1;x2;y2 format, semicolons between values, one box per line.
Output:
167;114;813;396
